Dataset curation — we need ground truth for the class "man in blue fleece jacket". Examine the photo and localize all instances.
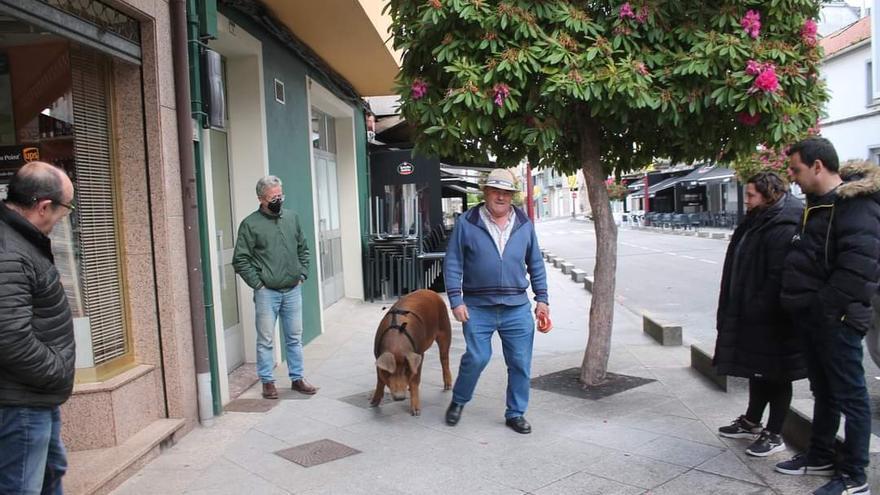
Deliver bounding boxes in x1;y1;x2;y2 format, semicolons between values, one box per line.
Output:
444;168;550;434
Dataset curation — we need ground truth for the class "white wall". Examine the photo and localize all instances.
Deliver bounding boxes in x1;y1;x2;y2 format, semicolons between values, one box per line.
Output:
821;42;880;162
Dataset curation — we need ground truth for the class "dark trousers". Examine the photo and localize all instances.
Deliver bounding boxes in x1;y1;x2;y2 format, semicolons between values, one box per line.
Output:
804;321;871;483
745;378;793;434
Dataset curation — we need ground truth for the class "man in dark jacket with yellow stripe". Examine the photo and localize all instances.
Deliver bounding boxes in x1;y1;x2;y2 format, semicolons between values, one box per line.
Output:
776;137;880;495
0;162;76;494
233;175;317;399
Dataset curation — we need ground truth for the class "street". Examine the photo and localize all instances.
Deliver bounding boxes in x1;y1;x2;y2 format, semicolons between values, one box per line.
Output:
535;216;880;432
535;217;725;346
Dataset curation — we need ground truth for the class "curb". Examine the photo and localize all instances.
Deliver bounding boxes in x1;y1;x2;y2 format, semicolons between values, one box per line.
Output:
629;225;732;241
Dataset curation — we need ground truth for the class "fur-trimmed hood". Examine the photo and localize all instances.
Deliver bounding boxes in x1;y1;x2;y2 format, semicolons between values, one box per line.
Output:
838;160;880;199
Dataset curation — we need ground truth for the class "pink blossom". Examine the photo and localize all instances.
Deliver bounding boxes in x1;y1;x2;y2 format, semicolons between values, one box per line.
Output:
745;60;762;76
619;2;635;19
737;112;761;126
753;66;779;93
635;6;649;23
801;18;818;46
493;83;510;107
740;10;761;39
635;62;649;76
411;79;428;100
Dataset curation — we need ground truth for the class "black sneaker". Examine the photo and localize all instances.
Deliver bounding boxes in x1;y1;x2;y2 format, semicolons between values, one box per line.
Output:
745;430;786;457
812;475;870;495
775;453;835;476
718;415;763;439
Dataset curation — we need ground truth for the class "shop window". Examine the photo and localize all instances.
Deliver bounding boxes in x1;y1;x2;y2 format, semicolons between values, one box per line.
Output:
0;32;129;373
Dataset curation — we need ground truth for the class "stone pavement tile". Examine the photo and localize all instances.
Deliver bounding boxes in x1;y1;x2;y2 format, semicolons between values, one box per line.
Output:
532;472;644;495
560;422;662;452
696;450;769;486
578;449;689;489
254;412;343;446
182;457;290;495
144;412;264;471
281;395;407;428
650;470;773;495
449;448;581;493
111;468;198;495
378;458;526;495
626;344;691;368
634;435;726;467
734;454;828;495
630;397;699;419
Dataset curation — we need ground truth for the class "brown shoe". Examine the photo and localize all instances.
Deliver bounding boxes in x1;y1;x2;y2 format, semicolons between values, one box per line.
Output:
291;379;317;395
262;382;279;399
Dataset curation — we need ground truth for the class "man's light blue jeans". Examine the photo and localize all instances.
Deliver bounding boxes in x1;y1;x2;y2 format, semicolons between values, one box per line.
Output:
0;406;66;495
254;285;305;383
452;303;535;419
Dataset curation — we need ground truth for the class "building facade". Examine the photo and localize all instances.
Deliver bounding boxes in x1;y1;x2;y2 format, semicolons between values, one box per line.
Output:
0;0;204;492
819;15;880;164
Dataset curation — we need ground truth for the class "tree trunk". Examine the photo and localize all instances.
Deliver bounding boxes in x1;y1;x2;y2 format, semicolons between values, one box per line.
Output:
577;116;618;386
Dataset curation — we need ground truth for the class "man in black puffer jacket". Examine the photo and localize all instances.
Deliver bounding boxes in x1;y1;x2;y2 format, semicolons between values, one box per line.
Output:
775;137;880;495
0;162;76;494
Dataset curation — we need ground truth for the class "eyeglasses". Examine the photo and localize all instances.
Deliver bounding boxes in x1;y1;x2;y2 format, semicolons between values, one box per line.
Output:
34;197;76;211
51;199;76;211
268;195;284;202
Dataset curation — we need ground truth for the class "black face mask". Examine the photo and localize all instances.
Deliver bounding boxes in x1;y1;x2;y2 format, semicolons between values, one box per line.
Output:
267;197;283;214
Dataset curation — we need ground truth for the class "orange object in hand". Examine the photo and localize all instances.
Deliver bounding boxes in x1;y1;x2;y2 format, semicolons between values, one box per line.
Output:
537;314;552;333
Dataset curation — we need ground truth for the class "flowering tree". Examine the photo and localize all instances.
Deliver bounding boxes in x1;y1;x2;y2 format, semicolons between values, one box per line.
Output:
388;0;827;385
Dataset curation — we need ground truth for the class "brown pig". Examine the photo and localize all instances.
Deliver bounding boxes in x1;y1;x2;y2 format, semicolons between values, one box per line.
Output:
371;289;453;416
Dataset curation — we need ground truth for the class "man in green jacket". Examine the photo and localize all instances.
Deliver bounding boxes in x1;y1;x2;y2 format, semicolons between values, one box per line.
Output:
233;175;317;399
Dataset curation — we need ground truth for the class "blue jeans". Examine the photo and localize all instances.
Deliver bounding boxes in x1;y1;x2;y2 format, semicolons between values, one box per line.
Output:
254;285;305;383
452;303;535;419
804;321;871;483
0;406;66;495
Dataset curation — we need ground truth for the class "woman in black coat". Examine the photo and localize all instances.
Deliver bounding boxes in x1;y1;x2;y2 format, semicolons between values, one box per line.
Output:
714;171;806;457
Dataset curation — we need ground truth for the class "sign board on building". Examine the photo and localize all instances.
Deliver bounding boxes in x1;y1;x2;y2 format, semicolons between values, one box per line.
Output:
397;162;414;175
542;197;548;204
0;145;39;181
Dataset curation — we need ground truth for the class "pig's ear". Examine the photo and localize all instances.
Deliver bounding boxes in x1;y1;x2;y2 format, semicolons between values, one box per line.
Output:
405;352;422;373
376;352;396;373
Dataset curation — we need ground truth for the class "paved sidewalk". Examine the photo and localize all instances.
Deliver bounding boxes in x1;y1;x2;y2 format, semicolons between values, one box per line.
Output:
112;266;876;494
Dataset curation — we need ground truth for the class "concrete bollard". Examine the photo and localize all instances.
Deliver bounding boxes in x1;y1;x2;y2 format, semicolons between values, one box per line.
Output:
571;269;587;283
553;258;565;268
643;315;682;346
560;262;575;274
583;276;594;292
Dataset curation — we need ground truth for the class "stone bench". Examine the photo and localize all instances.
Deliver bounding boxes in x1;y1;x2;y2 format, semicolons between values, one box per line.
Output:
560;262;575;274
643;315;682;346
697;232;710;238
571;269;587;283
545;253;557;263
710;232;727;240
689;342;747;392
552;258;565;268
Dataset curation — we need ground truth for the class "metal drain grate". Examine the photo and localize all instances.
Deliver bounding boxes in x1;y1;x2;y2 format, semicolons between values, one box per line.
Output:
275;439;361;467
223;399;279;413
